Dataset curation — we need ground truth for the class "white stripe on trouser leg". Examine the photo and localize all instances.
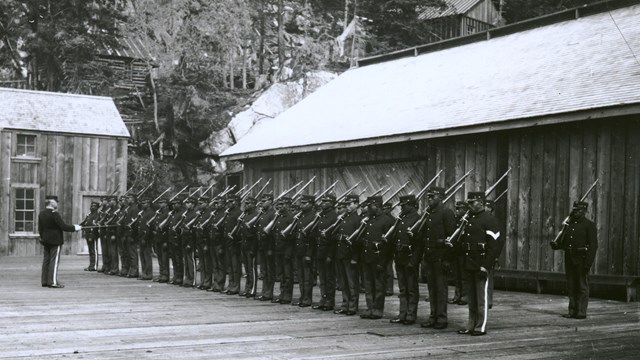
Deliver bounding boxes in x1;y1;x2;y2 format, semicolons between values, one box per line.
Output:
52;246;61;285
94;241;99;269
480;276;489;332
251;258;258;295
192;252;197;286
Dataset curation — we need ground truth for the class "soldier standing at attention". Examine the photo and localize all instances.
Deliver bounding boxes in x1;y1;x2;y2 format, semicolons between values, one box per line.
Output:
359;196;394;319
389;195;422;325
256;193;276;301
38;195;81;288
456;192;503;336
271;197;295;304
239;197;259;297
293;195;316;307
449;201;469;306
137;197;156;280
180;196;199;288
105;196;120;275
97;196;110;273
166;197;186;285
551;201;597;319
123;194;140;278
194;196;212;290
152;198;171;283
313;193;339;311
223;195;243;295
116;196;130;277
81;201;100;271
209;196;228;292
334;195;361;316
421;187;456;330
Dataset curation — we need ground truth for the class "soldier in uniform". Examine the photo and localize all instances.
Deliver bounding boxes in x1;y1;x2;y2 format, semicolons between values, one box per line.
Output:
97;196;110;273
312;193;339;311
421;187;456;330
550;201;598;319
359;196;394;319
334;195;361;316
272;196;295;304
136;197;156;280
152;198;171;283
194;196;212;290
484;199;497;309
389;195;422;325
123;194;140;278
180;196;200;288
116;196;131;277
255;193;276;301
104;196;120;275
293;195;316;307
449;201;469;305
166;197;186;285
223;195;243;295
456;192;503;336
239;196;259;297
81;201;100;271
208;196;228;292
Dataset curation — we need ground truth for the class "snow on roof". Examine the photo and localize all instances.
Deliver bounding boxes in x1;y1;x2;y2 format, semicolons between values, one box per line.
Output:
221;3;640;160
0;88;130;138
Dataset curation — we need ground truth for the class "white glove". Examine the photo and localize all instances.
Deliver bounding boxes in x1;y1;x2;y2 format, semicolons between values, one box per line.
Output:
74;224;82;231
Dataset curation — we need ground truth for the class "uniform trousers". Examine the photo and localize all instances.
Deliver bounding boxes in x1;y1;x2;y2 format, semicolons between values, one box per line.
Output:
124;230;139;277
317;257;336;308
275;252;293;301
211;240;226;291
242;247;258;296
196;237;211;288
336;258;359;312
108;230;120;274
463;269;490;333
259;249;276;298
85;233;99;270
99;230;110;272
395;261;419;321
154;240;170;281
385;261;395;294
117;228;130;275
182;233;196;287
168;234;184;284
452;255;467;302
565;254;590;317
425;258;449;325
362;262;386;317
41;244;62;286
295;255;314;305
225;244;242;293
138;231;153;278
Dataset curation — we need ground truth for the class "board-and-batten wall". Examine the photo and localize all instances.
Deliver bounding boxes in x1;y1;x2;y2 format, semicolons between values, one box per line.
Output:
0;131;127;256
239;116;640;278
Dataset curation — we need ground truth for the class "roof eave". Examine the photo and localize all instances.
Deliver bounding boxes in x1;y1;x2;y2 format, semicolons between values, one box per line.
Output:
221;103;640;161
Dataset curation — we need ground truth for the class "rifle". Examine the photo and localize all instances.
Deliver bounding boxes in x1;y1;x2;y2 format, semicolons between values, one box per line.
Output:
336;182;361;203
240;178;263;199
136;181;154;198
494;188;508;203
262;180;305;235
384;171;443;240
198;183;216;200
445;168;512;247
550;179;599;248
153;185;190;229
382;181;410;208
128;186;172;227
183;186;203;203
291;176;318;203
298;180;342;236
252;179;271;199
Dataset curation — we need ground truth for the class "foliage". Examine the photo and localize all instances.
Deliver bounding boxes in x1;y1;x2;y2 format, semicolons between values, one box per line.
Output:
497;0;604;24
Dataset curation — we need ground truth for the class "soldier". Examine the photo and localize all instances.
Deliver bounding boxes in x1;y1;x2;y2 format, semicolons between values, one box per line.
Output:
390;195;423;325
194;196;212;290
180;196;199;288
312;193;339;311
334;194;361;316
421;187;456;330
223;195;243;295
456;192;503;336
207;196;226;292
272;196;295;304
484;199;497;309
116;196;130;277
551;201;597;319
255;193;276;301
136;197;156;280
123;194;140;278
152;198;171;283
293;195;316;307
81;201;101;271
166;197;186;285
97;196;110;273
239;197;259;297
449;201;469;306
382;202;395;297
359;196;394;319
104;196;120;275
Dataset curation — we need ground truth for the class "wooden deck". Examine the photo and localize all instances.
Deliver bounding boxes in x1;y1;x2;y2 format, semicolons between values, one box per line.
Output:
0;256;638;359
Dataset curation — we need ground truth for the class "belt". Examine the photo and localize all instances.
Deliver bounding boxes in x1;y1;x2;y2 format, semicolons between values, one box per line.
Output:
567;246;588;255
459;242;485;251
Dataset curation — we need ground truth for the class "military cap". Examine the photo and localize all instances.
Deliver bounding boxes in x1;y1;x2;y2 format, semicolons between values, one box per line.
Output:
226;194;241;202
198;196;210;203
277;196;292;204
90;201;100;207
572;201;589;210
466;192;486;202
126;193;137;199
399;194;418;206
261;193;274;200
45;195;59;201
243;196;257;203
100;195;109;201
185;196;197;204
171;194;186;204
484;199;495;210
300;195;315;203
427;186;446;196
365;196;383;207
140;197;152;203
156;197;168;203
321;193;337;202
345;194;360;203
455;201;469;209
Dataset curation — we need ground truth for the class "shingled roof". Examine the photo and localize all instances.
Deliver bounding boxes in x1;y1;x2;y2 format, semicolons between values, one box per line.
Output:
221;2;640;160
418;0;481;20
0;88;130;138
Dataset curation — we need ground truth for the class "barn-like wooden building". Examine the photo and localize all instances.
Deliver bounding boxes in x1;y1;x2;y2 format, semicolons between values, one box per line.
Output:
221;1;640;299
0;88;129;256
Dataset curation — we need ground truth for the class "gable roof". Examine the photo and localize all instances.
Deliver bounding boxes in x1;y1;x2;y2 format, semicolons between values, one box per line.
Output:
221;2;640;160
0;88;130;138
419;0;482;20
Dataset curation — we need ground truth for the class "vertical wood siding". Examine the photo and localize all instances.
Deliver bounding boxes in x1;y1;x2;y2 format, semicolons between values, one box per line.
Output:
0;131;127;256
238;116;640;277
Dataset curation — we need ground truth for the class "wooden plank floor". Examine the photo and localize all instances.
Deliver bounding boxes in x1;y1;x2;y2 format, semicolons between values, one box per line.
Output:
0;256;638;359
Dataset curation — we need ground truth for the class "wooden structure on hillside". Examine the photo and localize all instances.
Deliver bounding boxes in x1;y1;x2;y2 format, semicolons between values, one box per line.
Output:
419;0;503;43
0;88;129;256
221;0;640;294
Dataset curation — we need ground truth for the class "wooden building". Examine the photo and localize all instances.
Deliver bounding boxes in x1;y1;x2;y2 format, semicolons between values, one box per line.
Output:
0;88;129;256
419;0;503;43
221;1;640;297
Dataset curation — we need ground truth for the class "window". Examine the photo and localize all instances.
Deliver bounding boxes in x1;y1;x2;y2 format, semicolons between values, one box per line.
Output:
16;134;37;157
15;188;36;232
